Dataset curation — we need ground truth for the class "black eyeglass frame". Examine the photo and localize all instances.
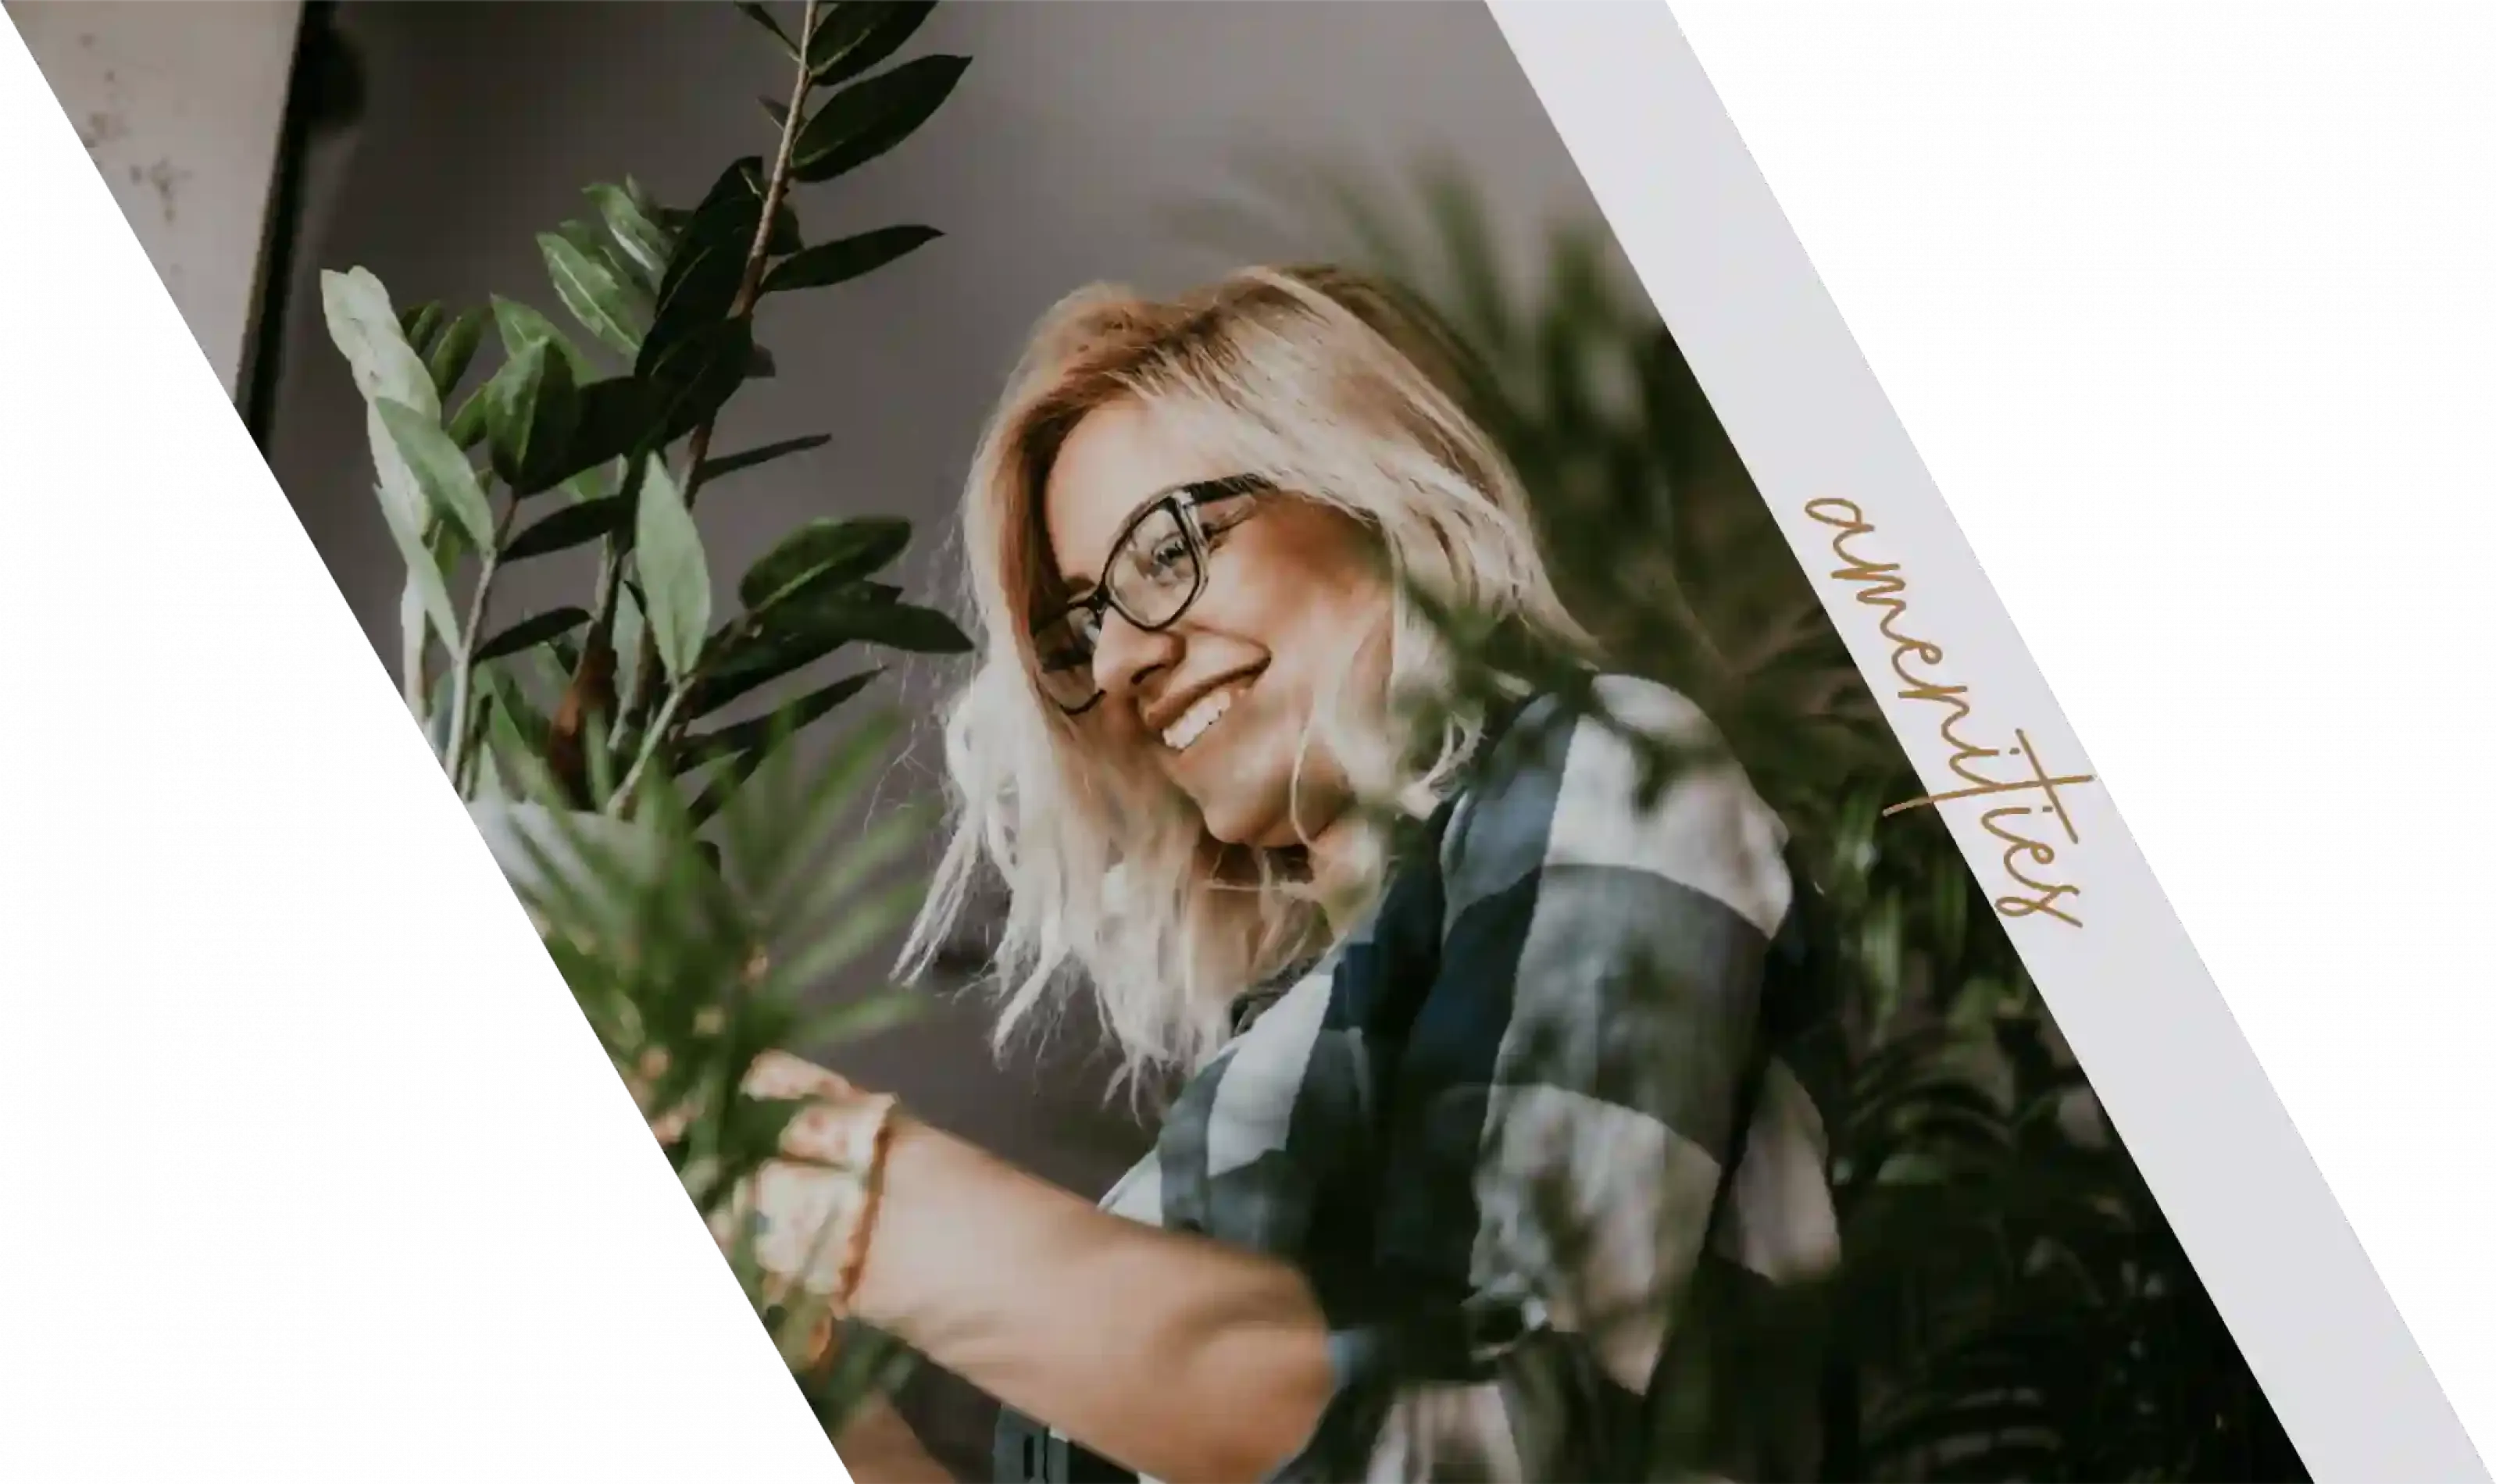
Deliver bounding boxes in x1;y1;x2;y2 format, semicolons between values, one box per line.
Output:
1031;473;1273;715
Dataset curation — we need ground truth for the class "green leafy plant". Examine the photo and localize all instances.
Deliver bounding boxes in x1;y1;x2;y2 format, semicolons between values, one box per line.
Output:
319;0;972;1436
1186;159;2309;1482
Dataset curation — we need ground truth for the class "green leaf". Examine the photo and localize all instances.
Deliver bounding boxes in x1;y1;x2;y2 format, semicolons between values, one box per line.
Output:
491;296;601;383
587;182;671;285
642;159;765;373
483;337;583;494
375;398;496;551
682;668;883;769
505;494;628;564
445;385;490;449
473;607;592;665
690;626;847;719
367;401;430;544
540;233;646;359
645;319;755;444
738;516;911;612
401;300;445;357
770;877;926;997
426;306;489;398
807;1;938;87
761;225;940;295
791;986;921;1052
698;433;830;485
612;580;648;722
548;376;654;484
394;543;461;662
322;268;440;419
370;426;463;647
734;1;798;54
790;55;969;184
635;457;711;683
773;591;970;655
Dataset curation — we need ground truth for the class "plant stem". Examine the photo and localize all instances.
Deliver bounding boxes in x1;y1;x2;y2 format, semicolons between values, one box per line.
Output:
620;0;821;747
400;583;428;721
445;498;520;793
609;678;696;819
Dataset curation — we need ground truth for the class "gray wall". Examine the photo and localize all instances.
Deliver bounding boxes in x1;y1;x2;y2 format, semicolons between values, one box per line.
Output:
260;2;1612;1468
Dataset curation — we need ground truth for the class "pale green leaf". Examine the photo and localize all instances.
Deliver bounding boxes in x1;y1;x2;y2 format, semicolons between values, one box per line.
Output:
491;296;601;383
634;456;711;683
377;398;497;551
322;268;440;419
540;234;645;359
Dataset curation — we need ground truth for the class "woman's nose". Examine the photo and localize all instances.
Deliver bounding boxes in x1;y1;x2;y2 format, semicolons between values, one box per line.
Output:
1091;609;1180;705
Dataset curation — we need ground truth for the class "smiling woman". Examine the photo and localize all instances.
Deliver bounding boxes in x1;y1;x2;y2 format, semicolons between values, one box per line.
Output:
711;264;1841;1484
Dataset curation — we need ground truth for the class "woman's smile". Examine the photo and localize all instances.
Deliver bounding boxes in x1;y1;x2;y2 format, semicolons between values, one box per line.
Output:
1152;666;1262;756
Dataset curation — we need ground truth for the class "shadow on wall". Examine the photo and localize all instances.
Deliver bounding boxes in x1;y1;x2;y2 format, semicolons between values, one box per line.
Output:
252;2;1613;1471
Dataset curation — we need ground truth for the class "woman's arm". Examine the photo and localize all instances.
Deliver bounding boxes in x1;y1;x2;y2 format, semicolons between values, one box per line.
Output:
849;1115;1335;1484
833;1395;959;1484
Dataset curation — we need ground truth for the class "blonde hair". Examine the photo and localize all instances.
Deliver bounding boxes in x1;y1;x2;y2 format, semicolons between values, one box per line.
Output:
898;264;1597;1089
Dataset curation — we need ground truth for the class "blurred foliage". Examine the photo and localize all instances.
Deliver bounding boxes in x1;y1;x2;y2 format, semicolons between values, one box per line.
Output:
316;0;972;1439
1186;158;2310;1482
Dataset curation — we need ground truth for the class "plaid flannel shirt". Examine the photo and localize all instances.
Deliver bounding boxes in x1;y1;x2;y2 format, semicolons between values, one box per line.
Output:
996;675;1841;1483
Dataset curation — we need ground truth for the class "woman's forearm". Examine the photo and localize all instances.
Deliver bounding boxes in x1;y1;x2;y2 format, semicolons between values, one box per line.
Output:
834;1395;958;1484
849;1115;1335;1483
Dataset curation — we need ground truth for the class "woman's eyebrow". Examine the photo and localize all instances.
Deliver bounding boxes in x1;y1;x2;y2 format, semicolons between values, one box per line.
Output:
1055;478;1197;590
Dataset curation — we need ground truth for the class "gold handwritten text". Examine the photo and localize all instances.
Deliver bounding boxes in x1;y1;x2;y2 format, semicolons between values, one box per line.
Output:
1804;497;2096;928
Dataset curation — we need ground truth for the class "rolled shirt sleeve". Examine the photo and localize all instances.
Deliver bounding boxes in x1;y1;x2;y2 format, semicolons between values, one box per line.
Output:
1270;677;1819;1483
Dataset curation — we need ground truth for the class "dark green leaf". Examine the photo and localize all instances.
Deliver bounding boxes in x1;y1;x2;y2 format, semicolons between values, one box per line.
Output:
484;337;583;495
671;153;762;241
680;668;883;770
690;627;848;719
546;376;652;483
645;319;755;444
491;296;601;383
401;301;445;356
540;232;646;359
808;1;937;87
747;343;778;380
738;516;912;612
775;592;971;655
445;385;490;450
473;608;592;665
505;494;628;564
761;225;940;295
790;55;969;184
425;306;489;398
698;433;832;484
641;242;738;374
734;1;798;54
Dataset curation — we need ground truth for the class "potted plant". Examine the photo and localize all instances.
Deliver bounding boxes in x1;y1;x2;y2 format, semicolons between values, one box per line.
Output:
317;0;973;1437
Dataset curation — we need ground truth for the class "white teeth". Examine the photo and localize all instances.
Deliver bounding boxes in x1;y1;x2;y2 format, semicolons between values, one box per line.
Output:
1161;685;1238;752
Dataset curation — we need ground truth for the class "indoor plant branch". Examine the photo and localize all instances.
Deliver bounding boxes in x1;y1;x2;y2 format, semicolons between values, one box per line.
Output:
616;0;822;758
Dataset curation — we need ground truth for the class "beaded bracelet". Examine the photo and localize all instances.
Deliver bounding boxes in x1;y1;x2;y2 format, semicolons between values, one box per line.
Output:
823;1092;899;1315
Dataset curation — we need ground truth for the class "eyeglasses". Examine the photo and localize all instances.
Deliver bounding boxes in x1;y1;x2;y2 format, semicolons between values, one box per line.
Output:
1030;474;1272;715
